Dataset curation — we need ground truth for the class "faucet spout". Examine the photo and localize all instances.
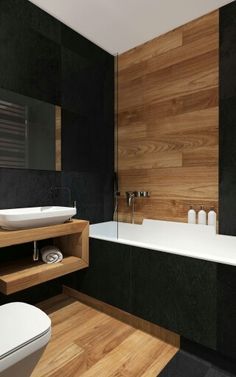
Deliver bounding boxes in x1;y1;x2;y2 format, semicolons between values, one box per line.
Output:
126;191;135;207
128;196;132;207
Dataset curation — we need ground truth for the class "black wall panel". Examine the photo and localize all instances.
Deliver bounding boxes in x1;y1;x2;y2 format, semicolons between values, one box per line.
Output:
0;0;114;304
0;0;114;219
219;1;236;235
219;14;236;362
62;110;91;171
0;0;114;176
0;0;61;43
61;24;108;63
61;45;114;172
220;1;236;101
0;7;61;104
217;264;236;359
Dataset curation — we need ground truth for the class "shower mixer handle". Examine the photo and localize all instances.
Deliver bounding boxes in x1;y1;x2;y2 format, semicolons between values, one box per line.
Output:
134;191;150;198
125;191;150;207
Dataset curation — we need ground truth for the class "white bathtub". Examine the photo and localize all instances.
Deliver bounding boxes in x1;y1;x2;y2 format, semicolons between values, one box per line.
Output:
90;219;236;266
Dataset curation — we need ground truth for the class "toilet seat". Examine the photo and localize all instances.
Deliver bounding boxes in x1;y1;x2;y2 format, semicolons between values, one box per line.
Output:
0;302;51;372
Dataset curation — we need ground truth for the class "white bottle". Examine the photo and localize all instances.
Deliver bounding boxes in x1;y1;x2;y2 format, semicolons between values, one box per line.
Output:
208;207;217;227
188;206;196;224
198;206;206;225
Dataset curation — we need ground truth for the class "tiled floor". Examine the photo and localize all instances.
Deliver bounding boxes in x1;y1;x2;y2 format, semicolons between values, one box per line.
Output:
159;351;236;377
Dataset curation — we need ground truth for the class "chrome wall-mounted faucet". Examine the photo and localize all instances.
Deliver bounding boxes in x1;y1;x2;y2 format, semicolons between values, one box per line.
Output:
125;191;150;224
126;191;135;207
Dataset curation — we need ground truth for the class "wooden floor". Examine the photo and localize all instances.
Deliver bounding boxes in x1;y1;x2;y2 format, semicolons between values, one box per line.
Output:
32;294;178;377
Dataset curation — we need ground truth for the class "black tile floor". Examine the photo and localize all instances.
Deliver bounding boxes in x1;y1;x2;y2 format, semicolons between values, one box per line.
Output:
159;351;236;377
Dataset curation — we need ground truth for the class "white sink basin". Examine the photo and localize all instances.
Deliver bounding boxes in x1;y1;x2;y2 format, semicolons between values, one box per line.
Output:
0;206;76;230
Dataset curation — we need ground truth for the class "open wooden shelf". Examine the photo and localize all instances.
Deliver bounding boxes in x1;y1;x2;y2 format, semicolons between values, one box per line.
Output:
0;219;89;295
0;256;87;295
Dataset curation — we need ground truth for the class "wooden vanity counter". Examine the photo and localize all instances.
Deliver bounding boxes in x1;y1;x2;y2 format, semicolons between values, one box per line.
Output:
0;219;89;295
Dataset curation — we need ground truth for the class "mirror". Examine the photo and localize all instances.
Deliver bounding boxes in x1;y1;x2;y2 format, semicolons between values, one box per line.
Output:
0;87;61;171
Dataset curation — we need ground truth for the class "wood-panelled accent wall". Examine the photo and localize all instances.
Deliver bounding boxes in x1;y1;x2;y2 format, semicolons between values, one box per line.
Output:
117;11;219;223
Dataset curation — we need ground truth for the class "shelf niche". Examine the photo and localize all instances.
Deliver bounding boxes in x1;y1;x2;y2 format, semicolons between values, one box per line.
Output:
0;220;89;295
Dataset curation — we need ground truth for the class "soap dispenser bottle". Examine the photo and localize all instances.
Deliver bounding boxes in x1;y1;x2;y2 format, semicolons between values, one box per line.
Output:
188;205;196;224
198;206;206;225
208;207;217;227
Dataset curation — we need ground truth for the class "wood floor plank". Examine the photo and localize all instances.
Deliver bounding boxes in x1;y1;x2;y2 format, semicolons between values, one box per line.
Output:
79;332;173;377
32;294;179;377
140;344;178;377
75;317;135;368
33;343;85;377
63;288;179;348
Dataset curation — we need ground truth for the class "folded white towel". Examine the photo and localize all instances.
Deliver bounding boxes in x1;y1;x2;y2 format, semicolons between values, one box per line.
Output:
41;246;63;264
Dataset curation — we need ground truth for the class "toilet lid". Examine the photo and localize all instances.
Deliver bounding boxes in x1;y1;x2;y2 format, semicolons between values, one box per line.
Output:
0;302;51;359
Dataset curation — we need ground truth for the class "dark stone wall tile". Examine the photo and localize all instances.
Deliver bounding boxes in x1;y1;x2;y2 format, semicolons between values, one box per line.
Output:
220;2;236;236
0;168;113;223
61;172;104;205
220;2;236;101
131;248;217;349
219;97;236;168
61;110;91;171
0;0;61;43
24;31;61;105
219;167;236;235
61;49;114;173
61;46;114;116
103;174;114;221
0;11;61;104
0;12;28;96
77;204;104;224
61;24;109;63
61;108;114;173
0;168;114;228
61;47;94;115
0;167;61;209
61;171;114;223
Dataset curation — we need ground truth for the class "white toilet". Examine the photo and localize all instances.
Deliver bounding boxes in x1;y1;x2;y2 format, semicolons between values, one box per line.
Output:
0;302;51;377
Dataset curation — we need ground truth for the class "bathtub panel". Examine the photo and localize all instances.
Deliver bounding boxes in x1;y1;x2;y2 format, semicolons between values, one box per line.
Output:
131;247;217;350
75;236;236;359
75;239;132;312
217;263;236;359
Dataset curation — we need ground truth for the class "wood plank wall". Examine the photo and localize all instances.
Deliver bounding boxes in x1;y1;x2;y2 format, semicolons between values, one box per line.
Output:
117;11;219;223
